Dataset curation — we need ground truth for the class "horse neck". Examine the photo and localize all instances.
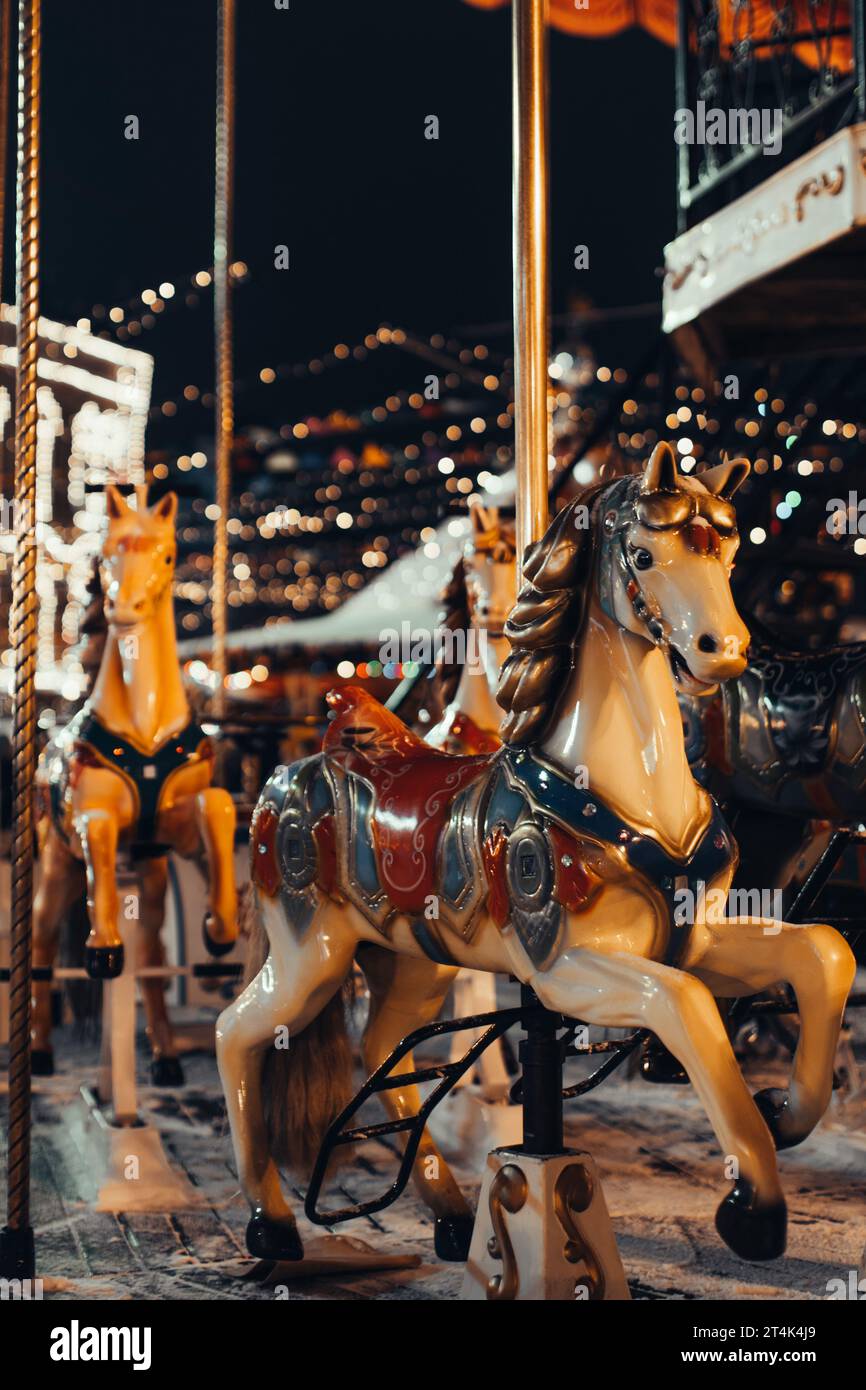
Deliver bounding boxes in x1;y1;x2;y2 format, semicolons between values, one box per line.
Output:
540;592;709;855
90;587;189;752
450;628;510;734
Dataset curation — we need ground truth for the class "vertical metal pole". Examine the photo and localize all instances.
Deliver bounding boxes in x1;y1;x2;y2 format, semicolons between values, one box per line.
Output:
512;0;549;582
675;0;691;233
0;0;40;1282
212;0;235;730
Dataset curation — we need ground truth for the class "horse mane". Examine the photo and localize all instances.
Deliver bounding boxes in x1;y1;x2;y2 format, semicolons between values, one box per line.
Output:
77;557;108;699
435;556;471;708
497;484;607;746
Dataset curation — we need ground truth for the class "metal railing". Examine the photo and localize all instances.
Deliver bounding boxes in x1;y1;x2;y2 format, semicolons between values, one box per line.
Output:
675;0;866;230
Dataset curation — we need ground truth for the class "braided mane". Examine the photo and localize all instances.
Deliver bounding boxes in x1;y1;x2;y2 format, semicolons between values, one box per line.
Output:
497;485;607;746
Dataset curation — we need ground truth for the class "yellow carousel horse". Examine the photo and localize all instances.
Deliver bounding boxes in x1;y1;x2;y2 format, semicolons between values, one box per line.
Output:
219;444;854;1264
32;485;238;1083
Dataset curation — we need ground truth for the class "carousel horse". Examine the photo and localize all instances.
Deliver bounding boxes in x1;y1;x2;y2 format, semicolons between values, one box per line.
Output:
423;502;516;757
680;629;866;880
32;485;238;1083
635;630;866;1078
219;443;854;1265
422;503;517;1098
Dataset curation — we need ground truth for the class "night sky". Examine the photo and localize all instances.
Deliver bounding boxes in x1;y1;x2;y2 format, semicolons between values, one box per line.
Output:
3;1;675;452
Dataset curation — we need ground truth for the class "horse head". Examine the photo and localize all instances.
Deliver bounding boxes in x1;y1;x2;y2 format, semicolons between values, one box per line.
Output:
101;484;178;630
600;442;750;694
497;442;750;744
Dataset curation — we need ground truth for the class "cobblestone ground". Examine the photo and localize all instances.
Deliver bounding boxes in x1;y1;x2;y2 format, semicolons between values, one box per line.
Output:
2;981;865;1301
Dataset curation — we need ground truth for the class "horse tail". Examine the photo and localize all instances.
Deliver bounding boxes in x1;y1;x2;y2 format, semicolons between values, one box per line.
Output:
243;892;356;1175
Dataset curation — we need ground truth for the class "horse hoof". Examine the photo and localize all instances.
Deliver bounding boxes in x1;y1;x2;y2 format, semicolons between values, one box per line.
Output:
434;1213;475;1262
715;1182;787;1262
639;1036;689;1085
31;1049;55;1077
85;944;124;980
246;1213;304;1262
754;1087;800;1151
202;916;234;959
150;1056;185;1088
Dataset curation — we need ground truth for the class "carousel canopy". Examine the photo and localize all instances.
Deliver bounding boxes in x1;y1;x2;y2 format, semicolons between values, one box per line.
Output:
464;0;851;70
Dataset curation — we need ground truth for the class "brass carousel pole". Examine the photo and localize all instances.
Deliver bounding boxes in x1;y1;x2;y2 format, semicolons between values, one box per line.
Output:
512;0;550;581
212;0;235;739
0;0;40;1281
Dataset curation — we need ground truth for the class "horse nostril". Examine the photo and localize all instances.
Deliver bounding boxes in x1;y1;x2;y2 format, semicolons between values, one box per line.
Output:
698;633;718;654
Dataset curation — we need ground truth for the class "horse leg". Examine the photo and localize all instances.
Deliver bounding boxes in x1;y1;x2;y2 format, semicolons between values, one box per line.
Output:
193;787;238;953
75;809;123;979
532;946;786;1261
448;969;510;1097
686;917;856;1150
31;827;85;1072
215;906;356;1261
359;945;476;1260
135;856;182;1084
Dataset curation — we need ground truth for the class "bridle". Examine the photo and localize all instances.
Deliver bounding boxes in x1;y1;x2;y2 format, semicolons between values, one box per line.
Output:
596;474;737;661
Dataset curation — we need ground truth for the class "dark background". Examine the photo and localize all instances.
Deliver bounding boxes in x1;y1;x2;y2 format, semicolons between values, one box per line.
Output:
2;0;675;448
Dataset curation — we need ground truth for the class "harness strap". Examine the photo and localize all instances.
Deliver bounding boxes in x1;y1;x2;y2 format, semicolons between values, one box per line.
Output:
73;716;211;846
506;749;736;967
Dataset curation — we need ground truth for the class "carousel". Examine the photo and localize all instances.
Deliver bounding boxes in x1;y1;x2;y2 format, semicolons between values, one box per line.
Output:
1;0;866;1326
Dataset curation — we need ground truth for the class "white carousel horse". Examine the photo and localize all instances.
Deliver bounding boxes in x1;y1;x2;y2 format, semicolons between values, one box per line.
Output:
421;503;517;1100
32;485;238;1083
218;443;854;1265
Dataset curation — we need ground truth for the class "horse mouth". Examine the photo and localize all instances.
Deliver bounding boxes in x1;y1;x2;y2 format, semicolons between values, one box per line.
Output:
669;645;718;695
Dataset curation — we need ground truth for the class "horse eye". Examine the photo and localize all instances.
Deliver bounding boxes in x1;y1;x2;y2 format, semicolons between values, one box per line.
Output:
634;548;653;570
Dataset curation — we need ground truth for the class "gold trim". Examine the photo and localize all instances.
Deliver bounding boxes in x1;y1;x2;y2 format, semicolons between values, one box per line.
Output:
553;1162;605;1299
486;1162;528;1301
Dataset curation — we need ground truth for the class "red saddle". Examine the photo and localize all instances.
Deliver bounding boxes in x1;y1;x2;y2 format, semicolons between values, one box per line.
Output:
323;686;497;914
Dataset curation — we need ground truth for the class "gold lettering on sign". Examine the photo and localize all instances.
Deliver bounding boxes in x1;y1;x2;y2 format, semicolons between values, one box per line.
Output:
795;165;845;222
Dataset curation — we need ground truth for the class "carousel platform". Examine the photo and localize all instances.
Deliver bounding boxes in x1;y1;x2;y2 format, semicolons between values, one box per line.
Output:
2;990;865;1302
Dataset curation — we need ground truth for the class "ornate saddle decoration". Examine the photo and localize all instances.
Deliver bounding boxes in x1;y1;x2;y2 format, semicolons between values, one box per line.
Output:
748;642;866;776
323;687;494;928
697;638;866;815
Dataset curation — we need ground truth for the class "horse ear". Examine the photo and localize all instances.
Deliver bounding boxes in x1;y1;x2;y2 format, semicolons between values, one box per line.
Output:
641;441;679;494
150;491;178;525
105;484;128;520
700;456;750;499
470;500;496;534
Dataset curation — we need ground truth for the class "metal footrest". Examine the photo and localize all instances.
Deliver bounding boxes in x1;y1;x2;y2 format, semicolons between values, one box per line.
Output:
304;1003;650;1228
304;1004;528;1227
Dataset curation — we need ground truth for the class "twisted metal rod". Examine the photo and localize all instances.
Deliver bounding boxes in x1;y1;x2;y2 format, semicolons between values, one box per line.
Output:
212;0;235;733
1;0;40;1281
0;0;11;499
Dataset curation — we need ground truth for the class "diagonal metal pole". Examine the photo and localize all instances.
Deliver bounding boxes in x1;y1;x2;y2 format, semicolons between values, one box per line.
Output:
0;0;40;1282
212;0;235;742
512;0;550;583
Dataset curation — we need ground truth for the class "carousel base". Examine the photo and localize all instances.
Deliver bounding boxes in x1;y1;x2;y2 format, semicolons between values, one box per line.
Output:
79;1087;206;1214
461;1147;630;1302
